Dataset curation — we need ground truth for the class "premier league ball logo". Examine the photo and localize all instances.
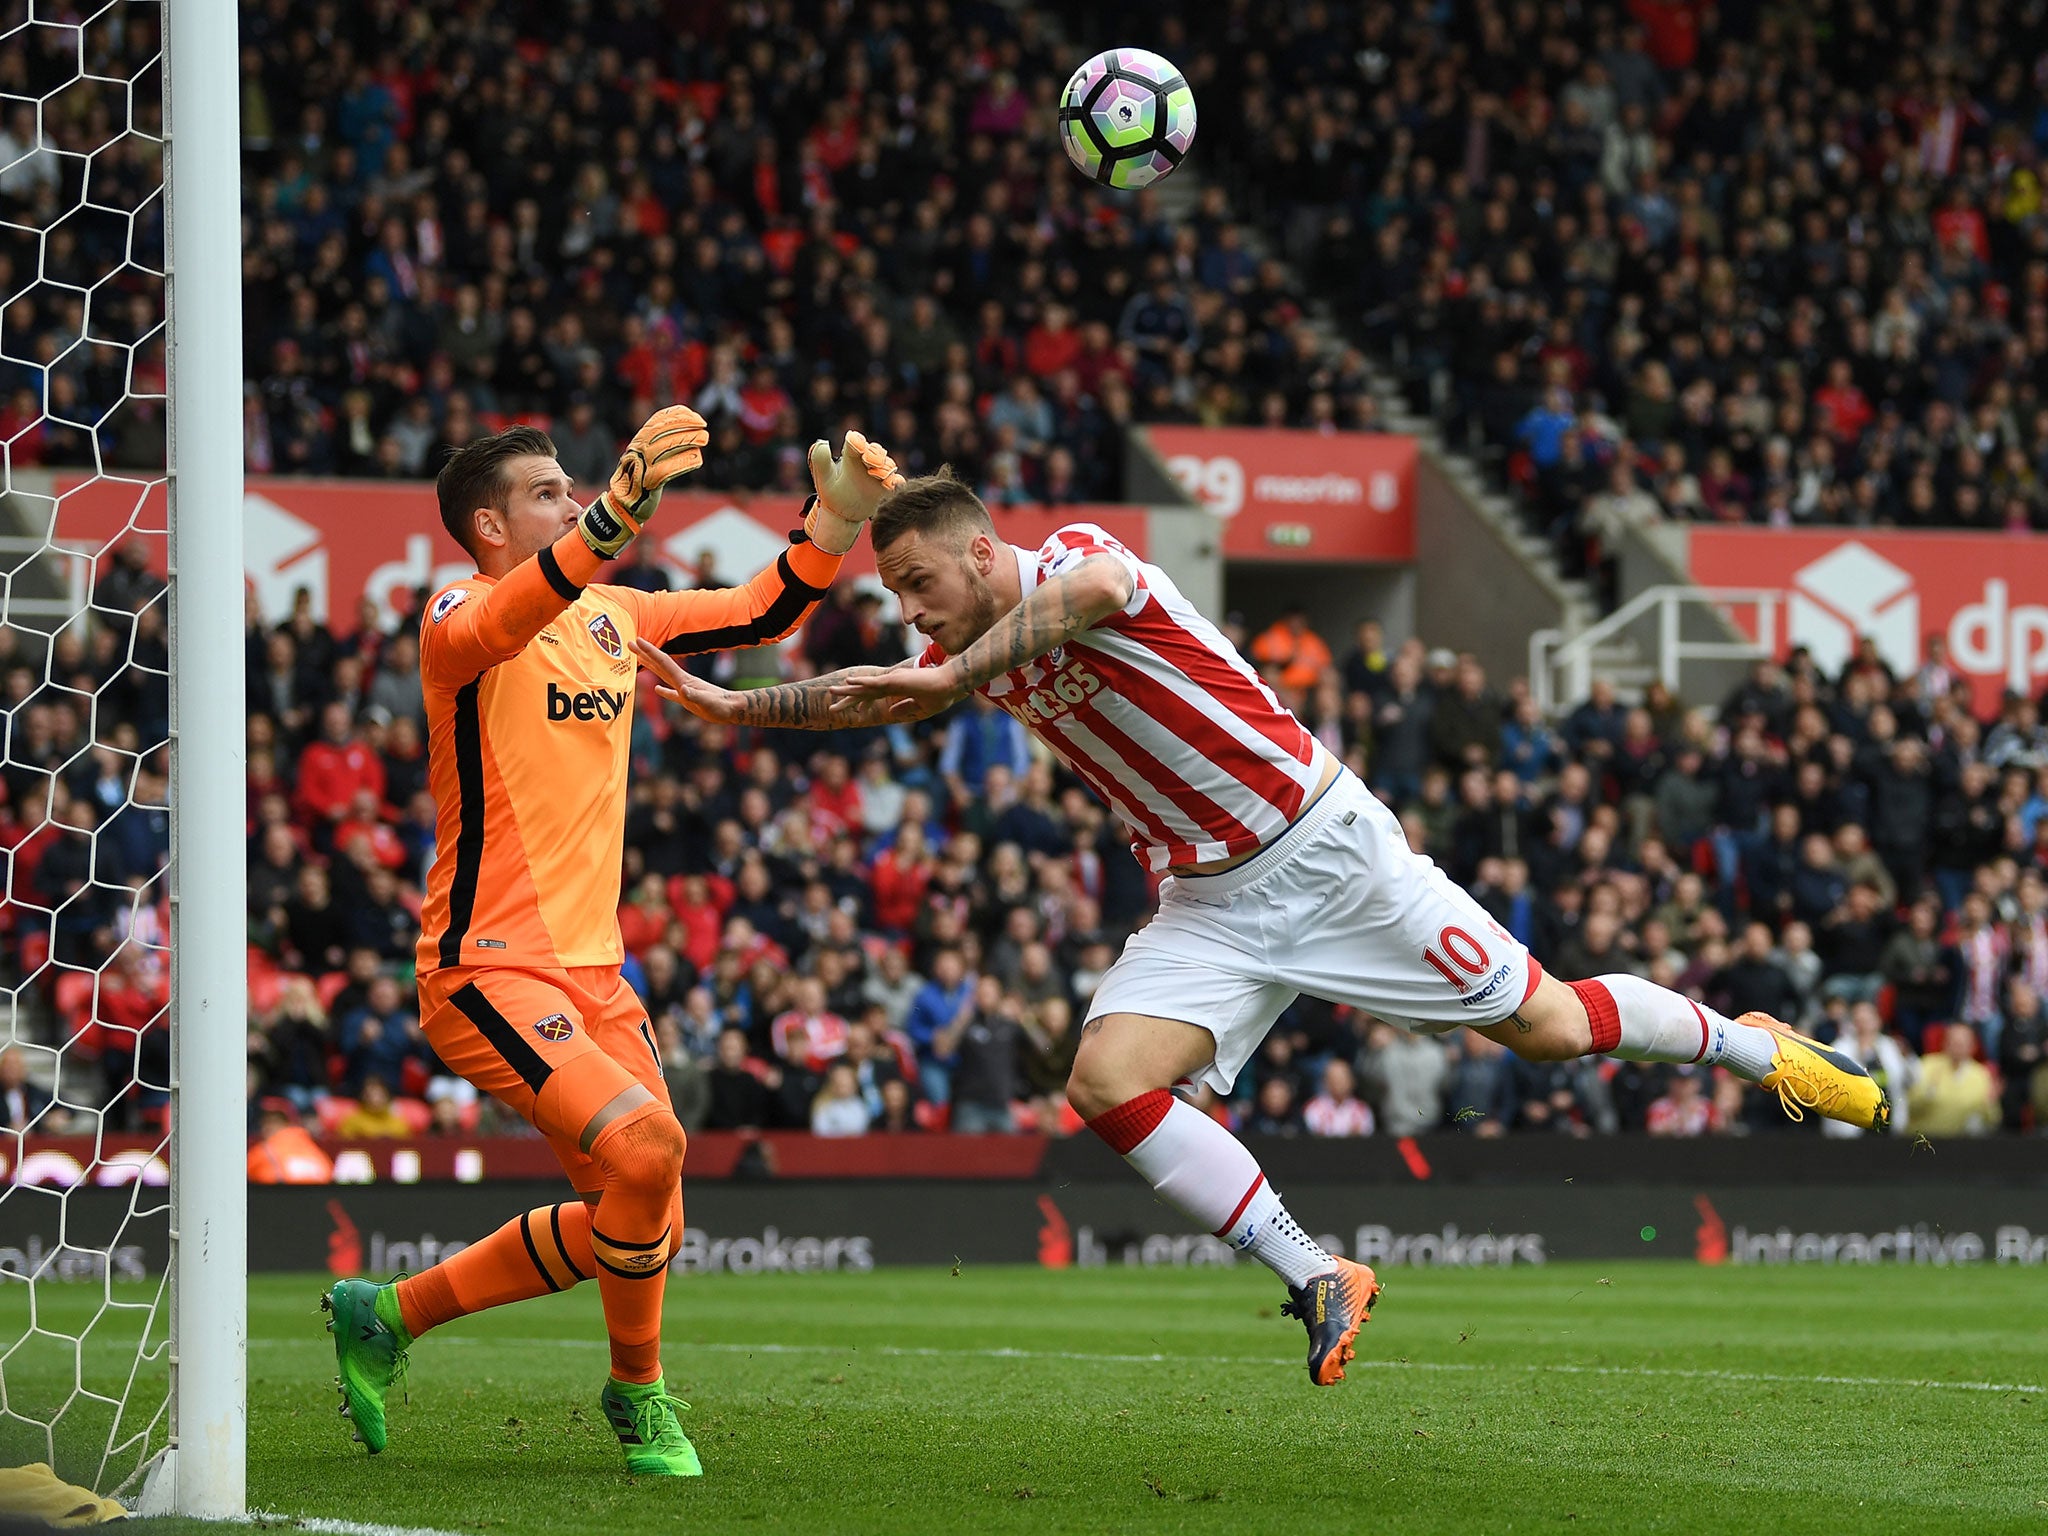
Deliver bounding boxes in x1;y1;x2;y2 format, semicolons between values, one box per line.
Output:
1058;47;1197;191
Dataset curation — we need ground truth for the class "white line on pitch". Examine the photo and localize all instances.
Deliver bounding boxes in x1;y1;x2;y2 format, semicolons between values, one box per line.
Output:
243;1515;467;1536
254;1335;2046;1394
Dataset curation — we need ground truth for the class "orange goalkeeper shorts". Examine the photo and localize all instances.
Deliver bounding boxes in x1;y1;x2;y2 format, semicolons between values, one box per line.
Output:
419;964;667;1194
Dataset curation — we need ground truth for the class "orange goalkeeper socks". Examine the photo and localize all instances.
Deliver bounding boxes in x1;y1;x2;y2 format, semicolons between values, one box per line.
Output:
393;1200;597;1339
388;1109;684;1386
588;1112;686;1385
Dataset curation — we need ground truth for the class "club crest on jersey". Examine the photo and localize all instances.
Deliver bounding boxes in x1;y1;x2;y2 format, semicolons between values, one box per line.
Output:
586;614;624;659
532;1014;575;1042
429;588;469;624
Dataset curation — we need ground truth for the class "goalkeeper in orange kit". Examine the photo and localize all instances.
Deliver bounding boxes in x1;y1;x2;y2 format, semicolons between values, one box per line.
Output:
320;408;902;1477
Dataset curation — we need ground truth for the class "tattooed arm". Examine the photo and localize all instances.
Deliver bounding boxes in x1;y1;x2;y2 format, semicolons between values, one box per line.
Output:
826;555;1135;719
935;555;1134;691
628;641;904;729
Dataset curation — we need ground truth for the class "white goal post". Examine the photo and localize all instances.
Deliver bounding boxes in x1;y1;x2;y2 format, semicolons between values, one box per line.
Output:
156;0;246;1517
0;0;244;1517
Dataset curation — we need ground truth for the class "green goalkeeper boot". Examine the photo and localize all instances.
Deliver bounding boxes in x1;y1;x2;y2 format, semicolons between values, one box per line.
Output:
321;1278;409;1454
600;1375;703;1477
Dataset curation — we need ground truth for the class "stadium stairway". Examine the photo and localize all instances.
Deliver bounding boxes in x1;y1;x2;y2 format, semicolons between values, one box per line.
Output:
1160;150;1637;697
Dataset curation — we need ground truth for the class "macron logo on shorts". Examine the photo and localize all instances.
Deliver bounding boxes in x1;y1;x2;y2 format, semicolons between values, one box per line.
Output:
532;1014;575;1042
1457;963;1517;1007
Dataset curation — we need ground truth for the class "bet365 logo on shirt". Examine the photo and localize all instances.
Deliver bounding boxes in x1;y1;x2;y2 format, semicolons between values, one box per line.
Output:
1004;658;1104;723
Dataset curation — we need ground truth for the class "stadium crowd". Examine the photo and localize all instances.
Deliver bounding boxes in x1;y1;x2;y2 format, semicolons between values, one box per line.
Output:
4;0;2048;1148
10;1;2048;570
1177;0;2048;576
4;557;2047;1149
4;0;1381;509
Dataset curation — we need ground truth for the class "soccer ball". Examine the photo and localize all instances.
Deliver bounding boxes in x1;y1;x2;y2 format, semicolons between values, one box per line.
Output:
1058;47;1196;191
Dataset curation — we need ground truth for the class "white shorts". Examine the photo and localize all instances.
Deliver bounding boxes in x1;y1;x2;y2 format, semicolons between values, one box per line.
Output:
1085;769;1536;1094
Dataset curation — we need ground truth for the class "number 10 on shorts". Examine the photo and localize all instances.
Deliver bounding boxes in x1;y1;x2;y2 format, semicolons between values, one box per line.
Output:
1421;926;1491;992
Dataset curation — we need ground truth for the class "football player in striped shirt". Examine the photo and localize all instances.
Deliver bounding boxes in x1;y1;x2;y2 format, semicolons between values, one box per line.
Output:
635;469;1890;1388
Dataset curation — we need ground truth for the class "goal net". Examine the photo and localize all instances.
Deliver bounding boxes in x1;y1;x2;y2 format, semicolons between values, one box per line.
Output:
0;0;244;1515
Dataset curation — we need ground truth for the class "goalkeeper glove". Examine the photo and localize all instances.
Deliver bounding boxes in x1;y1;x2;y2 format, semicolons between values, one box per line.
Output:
804;430;905;554
576;404;710;560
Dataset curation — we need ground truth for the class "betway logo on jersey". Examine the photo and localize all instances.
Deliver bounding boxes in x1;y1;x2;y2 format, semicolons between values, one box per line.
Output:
1693;530;2048;715
547;683;628;722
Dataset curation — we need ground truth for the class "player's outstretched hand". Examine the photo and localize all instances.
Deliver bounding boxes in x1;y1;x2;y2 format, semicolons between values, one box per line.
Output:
635;638;912;729
827;660;967;723
577;405;710;559
805;431;904;554
631;636;742;722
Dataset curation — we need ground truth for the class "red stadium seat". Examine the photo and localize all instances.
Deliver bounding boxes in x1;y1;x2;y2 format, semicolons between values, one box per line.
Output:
317;1097;356;1134
1920;1024;1983;1060
761;227;803;274
679;81;723;119
247;968;285;1015
18;930;50;986
53;970;95;1018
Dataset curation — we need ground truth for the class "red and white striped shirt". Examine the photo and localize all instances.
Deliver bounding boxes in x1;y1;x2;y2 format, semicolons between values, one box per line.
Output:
1957;922;2009;1025
2016;909;2048;997
918;525;1329;871
1303;1093;1376;1137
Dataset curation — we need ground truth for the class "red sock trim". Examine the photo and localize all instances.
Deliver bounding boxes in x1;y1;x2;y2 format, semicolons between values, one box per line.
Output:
1086;1089;1173;1155
1519;956;1544;1006
1570;977;1622;1054
1688;1000;1710;1064
1212;1172;1266;1240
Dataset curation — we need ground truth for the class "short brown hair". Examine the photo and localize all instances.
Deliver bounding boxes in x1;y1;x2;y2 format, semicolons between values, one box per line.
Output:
435;425;558;555
869;466;995;553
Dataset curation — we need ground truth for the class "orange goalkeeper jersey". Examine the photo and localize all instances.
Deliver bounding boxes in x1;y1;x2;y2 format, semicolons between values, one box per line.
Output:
416;527;842;976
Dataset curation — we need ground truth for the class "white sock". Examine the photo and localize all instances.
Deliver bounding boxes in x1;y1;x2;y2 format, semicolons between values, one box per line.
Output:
1240;1184;1339;1289
1118;1097;1333;1288
1591;973;1779;1080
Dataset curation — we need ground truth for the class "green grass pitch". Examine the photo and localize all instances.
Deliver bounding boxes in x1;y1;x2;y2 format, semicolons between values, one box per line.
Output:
3;1262;2044;1534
